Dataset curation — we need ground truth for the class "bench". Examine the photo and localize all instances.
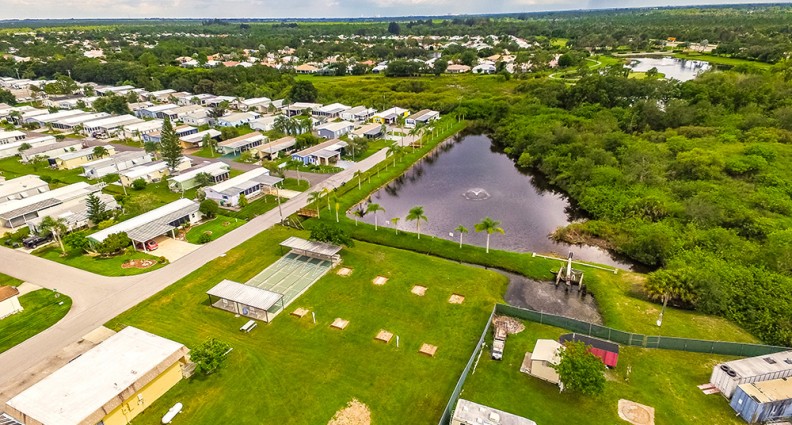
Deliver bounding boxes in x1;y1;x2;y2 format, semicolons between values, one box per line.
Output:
240;320;257;333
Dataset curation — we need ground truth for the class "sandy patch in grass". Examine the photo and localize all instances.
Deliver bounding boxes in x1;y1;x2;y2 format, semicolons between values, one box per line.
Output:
618;399;655;425
411;285;427;296
121;259;157;269
328;399;371;425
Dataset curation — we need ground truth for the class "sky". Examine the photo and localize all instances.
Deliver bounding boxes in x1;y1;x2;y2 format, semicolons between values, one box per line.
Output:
0;0;768;19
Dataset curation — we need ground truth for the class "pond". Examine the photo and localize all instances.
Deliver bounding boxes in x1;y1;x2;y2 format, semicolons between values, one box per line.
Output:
626;56;711;82
354;134;637;270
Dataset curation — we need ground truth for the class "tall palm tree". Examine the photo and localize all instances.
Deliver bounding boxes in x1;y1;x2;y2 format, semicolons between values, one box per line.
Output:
335;201;340;223
322;188;332;211
391;217;400;234
386;143;402;168
274;115;290;135
307;191;323;218
353;170;363;190
92;145;109;159
406;205;427;239
40;216;68;255
475;217;504;254
366;203;385;230
454;225;469;248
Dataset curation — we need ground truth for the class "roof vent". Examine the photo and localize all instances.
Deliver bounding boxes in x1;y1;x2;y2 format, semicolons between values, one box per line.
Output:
784;359;792;365
764;357;777;364
489;412;501;423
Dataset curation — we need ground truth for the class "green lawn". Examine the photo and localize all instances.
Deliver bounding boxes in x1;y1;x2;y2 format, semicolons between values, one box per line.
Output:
104;181;187;220
0;273;23;287
0;289;72;354
106;226;508;424
279;177;309;192
185;215;244;244
225;194;284;220
0;156;86;185
462;320;742;425
33;245;166;276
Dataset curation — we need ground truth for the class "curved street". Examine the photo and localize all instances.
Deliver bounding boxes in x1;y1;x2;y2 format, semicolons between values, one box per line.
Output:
0;148;388;391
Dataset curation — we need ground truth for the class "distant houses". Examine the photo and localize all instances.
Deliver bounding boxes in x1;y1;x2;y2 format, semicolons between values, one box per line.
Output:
291;139;348;166
204;168;282;208
168;162;231;192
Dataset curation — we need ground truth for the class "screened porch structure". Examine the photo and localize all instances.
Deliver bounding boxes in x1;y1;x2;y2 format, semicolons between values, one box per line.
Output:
206;279;285;323
279;236;342;264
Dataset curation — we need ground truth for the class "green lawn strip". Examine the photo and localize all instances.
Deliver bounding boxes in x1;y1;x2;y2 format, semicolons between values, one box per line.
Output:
0;156;86;185
279;177;309;192
185;215;244;244
0;289;72;354
671;52;773;69
224;194;284;221
462;320;742;425
347;138;392;162
104;181;185;220
32;245;165;276
106;226;507;424
0;273;24;287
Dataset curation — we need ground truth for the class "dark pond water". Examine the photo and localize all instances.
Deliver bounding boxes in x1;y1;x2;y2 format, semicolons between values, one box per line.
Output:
626;57;711;82
353;134;637;270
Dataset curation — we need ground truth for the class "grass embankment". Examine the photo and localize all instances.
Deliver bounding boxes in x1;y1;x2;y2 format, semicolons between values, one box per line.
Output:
223;194;285;220
672;52;773;69
185;215;244;244
279;177;309;192
0;273;23;287
0;289;72;354
33;245;165;276
463;320;743;425
107;226;507;424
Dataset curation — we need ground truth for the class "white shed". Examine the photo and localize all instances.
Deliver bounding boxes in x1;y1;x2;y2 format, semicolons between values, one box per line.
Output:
0;286;23;319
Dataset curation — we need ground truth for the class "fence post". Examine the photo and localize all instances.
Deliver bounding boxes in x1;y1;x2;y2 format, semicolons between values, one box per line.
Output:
588;323;592;336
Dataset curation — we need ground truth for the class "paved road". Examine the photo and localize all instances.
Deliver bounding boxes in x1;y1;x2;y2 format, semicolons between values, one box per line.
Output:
0;147;389;390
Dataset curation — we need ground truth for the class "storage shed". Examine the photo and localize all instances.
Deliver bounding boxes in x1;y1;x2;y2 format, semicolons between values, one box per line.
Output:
0;286;23;319
711;351;792;399
730;378;792;424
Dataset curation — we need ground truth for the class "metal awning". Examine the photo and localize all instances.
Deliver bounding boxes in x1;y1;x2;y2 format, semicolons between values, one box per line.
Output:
127;223;175;243
207;280;284;311
280;236;342;257
0;198;61;220
313;149;340;159
253;175;283;187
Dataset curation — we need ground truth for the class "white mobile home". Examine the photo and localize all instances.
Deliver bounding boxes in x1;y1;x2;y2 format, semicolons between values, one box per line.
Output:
0;182;104;229
291;138;348;166
204;168;282;207
21;140;84;163
216;133;267;156
119;158;191;187
216;112;258;127
711;350;792;399
168;162;231;192
316;121;354;139
0;286;23;320
81;151;153;180
82;114;143;137
0;136;57;159
0;130;27;145
0;175;49;204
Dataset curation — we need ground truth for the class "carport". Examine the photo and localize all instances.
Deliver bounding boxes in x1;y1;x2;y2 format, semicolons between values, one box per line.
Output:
206;279;285;322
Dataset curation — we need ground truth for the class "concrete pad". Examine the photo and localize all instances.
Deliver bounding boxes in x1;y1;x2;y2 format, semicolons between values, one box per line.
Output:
331;318;349;330
81;326;116;345
419;343;438;357
372;276;388;286
618;399;655;425
153;237;200;262
520;352;533;374
375;330;393;343
277;189;302;199
292;308;309;318
448;294;465;304
337;267;353;277
411;285;427;296
16;282;41;296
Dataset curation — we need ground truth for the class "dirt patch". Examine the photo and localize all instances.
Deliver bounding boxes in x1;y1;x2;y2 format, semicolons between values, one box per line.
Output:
223;221;231;227
372;276;388;286
618;399;655;425
328;399;371;425
337;267;353;276
492;315;525;335
411;285;427;296
448;294;465;304
203;231;213;236
121;259;157;269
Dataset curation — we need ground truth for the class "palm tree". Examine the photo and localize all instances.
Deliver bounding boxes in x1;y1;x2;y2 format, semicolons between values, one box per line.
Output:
335;201;340;223
40;216;68;255
396;115;406;145
386;143;402;168
406;205;427;239
353;170;363;190
475;217;504;254
352;208;364;226
307;191;323;218
92;145;109;159
645;269;695;327
322;188;332;211
274;115;291;135
408;125;421;151
454;225;469;248
391;217;400;234
366;203;385;230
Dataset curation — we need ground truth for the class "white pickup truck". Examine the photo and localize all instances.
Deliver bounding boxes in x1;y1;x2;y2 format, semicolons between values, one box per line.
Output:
491;326;507;360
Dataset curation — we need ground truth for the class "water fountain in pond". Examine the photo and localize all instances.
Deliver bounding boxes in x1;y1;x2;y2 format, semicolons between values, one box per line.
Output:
463;188;491;201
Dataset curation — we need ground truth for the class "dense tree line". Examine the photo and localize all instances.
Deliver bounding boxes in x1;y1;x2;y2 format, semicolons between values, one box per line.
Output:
473;64;792;345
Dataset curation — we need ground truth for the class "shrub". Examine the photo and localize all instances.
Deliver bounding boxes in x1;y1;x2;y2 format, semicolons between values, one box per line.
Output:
199;199;219;218
131;178;147;190
198;232;213;244
190;338;231;375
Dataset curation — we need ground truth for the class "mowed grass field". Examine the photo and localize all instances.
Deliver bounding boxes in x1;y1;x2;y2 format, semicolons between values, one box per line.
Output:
106;226;508;424
462;320;744;425
0;289;72;354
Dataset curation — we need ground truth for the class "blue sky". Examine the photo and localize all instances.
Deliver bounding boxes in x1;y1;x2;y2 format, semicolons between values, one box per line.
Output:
0;0;767;19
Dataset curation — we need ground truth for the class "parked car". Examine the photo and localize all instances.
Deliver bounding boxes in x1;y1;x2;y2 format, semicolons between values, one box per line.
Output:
22;234;53;249
135;239;158;251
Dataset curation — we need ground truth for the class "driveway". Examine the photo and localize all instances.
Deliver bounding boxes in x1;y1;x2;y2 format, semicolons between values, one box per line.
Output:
152;237;199;262
0;146;391;402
